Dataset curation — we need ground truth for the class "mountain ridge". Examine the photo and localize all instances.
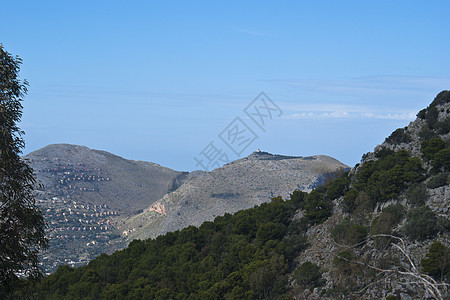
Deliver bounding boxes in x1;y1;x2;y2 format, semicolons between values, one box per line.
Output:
27;144;348;273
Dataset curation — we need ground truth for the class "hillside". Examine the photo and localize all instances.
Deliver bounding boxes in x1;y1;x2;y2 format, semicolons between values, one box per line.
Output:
27;145;347;274
26;144;182;215
121;152;347;241
17;91;449;300
25;144;182;273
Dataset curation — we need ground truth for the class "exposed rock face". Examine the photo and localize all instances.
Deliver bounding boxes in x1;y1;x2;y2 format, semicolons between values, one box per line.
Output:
292;92;450;300
121;152;348;241
27;144;348;273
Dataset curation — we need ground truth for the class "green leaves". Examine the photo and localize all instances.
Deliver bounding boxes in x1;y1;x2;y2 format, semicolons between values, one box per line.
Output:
0;44;47;295
331;219;368;246
421;241;450;282
404;206;438;241
33;196;307;299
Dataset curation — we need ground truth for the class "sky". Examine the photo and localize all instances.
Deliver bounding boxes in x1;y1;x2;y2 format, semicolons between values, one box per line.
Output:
2;1;450;171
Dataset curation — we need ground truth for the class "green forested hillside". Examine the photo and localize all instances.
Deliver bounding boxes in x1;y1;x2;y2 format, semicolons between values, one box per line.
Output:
14;91;450;299
29;193;315;299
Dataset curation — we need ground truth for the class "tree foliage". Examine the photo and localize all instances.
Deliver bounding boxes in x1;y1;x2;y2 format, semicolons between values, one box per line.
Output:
404;206;438;241
354;150;424;204
0;44;47;294
331;219;368;246
294;261;322;287
421;241;450;282
29;196;308;299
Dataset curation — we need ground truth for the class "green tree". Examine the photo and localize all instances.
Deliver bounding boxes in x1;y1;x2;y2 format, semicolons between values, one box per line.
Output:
331;219;368;246
406;183;428;206
0;45;47;293
404;206;438;241
421;137;445;161
421;241;450;282
294;261;322;287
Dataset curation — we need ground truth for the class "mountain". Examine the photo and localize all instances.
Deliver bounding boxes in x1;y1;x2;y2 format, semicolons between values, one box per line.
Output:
25;144;182;272
25;91;450;300
120;152;348;241
26;144;181;215
27;145;348;273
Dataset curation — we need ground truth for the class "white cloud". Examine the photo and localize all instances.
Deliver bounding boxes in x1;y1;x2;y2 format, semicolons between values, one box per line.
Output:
282;104;417;121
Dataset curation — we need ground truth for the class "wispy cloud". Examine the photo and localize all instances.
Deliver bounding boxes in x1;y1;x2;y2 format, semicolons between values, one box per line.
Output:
264;76;450;96
266;75;449;121
280;102;417;121
283;110;416;121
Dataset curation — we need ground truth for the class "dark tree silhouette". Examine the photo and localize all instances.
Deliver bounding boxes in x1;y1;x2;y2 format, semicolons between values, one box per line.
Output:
0;44;47;293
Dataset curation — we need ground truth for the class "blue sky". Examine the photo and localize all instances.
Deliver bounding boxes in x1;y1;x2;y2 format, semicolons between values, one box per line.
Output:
3;1;450;171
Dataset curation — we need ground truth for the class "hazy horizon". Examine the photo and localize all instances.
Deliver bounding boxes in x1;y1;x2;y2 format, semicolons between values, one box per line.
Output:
4;1;450;171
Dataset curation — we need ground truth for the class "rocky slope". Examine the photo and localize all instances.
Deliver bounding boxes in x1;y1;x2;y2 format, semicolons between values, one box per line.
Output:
28;145;348;273
25;144;182;273
292;91;450;299
121;151;348;241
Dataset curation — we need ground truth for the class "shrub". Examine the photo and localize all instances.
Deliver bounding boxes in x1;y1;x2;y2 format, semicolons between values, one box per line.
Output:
421;241;450;282
385;128;411;144
289;190;308;209
418;127;437;141
331;219;368;246
342;189;358;213
421;137;445;161
371;204;405;247
406;183;428;206
435;118;450;134
425;106;439;129
354;150;424;203
333;250;356;276
404;206;438;241
294;261;322;287
375;147;395;159
427;172;449;189
417;108;427;119
324;172;350;201
433;148;450;172
352;192;373;224
303;191;332;225
437;217;450;234
430;90;450;107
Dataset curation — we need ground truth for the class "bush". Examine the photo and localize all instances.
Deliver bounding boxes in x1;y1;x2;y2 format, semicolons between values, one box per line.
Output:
342;189;358;213
427;172;449;189
435;118;450;134
430;90;450;107
333;250;356;276
406;183;428;206
404;206;438;241
354;150;424;203
425;106;439;129
303;191;332;225
421;137;445;161
418;127;437;141
294;261;322;287
433;148;450;172
375;147;395;159
385;128;411;144
331;219;368;246
371;204;405;247
421;241;450;282
324;172;350;201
